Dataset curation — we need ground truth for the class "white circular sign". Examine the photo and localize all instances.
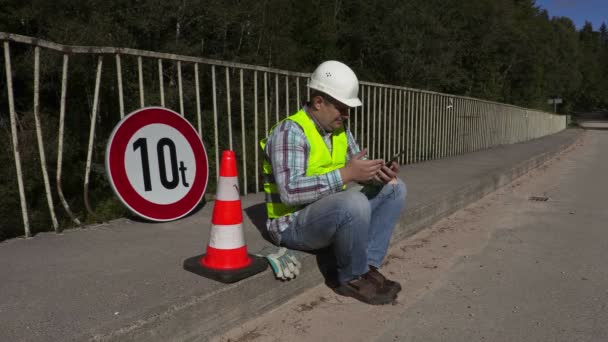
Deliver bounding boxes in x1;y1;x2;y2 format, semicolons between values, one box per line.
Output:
106;107;209;221
125;123;196;204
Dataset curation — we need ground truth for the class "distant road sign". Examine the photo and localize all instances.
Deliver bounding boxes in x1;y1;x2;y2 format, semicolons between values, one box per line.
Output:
547;98;563;104
106;107;208;221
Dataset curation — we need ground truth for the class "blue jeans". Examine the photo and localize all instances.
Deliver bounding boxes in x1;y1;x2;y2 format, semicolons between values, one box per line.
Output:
279;178;407;284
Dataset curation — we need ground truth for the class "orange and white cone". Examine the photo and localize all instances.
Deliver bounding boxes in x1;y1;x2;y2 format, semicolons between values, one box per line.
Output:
184;150;267;283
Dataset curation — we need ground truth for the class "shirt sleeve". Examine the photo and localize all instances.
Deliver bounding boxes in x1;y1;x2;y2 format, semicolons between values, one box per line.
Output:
345;128;363;161
266;121;344;207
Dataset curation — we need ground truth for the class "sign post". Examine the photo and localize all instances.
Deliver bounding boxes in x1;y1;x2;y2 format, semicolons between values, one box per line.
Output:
106;107;208;221
547;97;563;113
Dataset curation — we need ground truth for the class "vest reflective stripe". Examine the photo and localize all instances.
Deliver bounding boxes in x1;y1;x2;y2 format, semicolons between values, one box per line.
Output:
260;109;348;219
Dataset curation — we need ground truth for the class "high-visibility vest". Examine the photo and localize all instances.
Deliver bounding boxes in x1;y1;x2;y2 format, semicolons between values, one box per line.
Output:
260;109;348;219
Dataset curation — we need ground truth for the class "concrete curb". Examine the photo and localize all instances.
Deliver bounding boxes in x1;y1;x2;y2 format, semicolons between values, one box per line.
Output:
100;130;582;342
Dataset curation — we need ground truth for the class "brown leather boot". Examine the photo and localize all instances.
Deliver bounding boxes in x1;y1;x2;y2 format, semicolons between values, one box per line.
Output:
335;272;396;305
367;266;402;297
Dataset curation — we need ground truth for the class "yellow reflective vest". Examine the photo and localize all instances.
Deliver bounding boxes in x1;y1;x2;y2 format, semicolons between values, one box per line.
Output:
260;109;347;219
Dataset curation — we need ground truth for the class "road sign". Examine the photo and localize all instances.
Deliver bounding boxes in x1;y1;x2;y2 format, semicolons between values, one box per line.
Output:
547;97;563;113
547;98;562;105
106;107;208;221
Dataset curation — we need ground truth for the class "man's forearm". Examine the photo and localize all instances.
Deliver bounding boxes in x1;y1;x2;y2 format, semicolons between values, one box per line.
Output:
277;170;344;206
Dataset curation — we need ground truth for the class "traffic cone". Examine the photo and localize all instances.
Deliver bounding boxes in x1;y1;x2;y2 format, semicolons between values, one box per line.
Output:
183;150;268;283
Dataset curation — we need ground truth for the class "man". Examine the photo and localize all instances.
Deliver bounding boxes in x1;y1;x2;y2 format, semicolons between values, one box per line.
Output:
260;61;407;305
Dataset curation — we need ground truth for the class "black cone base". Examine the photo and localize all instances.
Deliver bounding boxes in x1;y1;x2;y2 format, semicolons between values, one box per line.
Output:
183;254;268;284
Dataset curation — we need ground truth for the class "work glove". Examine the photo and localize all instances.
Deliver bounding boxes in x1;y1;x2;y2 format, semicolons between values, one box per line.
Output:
256;246;301;280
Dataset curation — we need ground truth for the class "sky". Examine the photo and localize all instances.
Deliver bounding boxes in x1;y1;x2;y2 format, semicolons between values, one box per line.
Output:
534;0;607;30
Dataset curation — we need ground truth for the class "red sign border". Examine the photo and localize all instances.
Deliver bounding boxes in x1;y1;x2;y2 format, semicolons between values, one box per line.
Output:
105;107;208;221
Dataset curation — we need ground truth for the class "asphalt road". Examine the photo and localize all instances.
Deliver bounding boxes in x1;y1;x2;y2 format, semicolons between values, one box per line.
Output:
214;130;608;342
378;129;608;341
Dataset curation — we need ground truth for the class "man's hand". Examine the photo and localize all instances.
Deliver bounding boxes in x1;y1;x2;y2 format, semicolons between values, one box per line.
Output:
340;148;384;184
375;160;399;184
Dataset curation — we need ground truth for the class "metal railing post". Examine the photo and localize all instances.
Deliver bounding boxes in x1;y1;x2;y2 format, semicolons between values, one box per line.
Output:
371;86;377;159
138;56;145;107
116;54;125;118
177;61;184;115
56;54;81;226
225;67;233;150
366;85;370;152
158;59;165;108
33;47;59;231
240;69;247;195
275;73;279;122
212;65;219;180
254;71;259;192
194;63;202;136
83;56;103;219
4;41;30;237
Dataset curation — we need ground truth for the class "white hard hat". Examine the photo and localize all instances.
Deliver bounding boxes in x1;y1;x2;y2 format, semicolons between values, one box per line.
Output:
308;60;362;107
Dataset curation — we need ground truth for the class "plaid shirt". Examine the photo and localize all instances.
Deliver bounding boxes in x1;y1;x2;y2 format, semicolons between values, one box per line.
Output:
263;107;361;239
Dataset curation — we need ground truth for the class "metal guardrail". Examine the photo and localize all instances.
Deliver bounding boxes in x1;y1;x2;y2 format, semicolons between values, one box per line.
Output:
0;32;566;237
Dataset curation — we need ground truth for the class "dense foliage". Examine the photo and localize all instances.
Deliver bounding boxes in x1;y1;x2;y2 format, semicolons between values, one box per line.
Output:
3;0;607;111
1;0;607;240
